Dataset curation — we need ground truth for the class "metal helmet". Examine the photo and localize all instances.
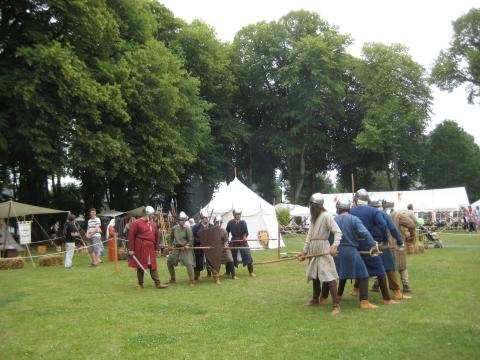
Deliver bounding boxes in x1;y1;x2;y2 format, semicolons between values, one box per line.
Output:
214;215;223;224
178;211;188;220
354;188;370;203
369;196;381;208
336;197;351;210
232;208;242;215
309;193;324;206
200;211;209;219
144;205;155;215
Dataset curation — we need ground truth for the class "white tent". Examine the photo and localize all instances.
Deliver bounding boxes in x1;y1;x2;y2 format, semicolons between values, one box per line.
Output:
274;203;310;217
201;178;284;249
471;199;480;208
320;187;470;214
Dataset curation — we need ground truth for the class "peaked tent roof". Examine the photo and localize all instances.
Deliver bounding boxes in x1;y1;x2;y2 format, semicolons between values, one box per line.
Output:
126;206;145;217
201;178;284;249
471;199;480;208
0;201;67;219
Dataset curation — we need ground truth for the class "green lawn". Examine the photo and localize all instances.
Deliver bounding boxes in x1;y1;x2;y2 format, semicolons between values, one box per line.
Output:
1;232;479;359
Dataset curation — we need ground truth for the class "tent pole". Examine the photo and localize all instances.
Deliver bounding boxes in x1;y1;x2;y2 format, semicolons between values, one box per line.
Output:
114;230;119;273
277;224;281;259
351;173;355;201
25;243;35;267
1;201;12;258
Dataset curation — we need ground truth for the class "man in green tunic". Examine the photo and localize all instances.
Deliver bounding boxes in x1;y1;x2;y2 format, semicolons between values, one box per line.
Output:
167;211;196;286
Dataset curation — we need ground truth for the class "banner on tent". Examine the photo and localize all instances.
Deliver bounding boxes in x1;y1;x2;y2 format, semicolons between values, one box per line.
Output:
18;221;32;245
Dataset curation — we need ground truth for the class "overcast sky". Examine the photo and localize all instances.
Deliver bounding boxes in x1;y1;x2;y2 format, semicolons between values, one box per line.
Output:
159;0;479;144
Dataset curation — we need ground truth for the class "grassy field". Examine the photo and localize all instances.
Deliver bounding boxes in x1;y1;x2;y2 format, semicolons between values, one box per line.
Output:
1;232;479;359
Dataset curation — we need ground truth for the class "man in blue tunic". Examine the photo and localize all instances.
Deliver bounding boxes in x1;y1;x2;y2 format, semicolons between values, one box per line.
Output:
334;197;379;309
226;209;256;277
350;189;398;305
370;199;412;300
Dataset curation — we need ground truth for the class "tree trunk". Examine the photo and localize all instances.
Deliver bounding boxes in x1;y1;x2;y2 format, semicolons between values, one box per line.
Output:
248;141;253;185
391;157;399;191
56;175;61;198
293;145;306;204
383;153;394;190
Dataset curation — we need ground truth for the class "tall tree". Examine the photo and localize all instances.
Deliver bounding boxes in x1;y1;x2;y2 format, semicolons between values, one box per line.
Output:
423;120;480;201
354;43;432;190
231;11;351;203
431;8;480;104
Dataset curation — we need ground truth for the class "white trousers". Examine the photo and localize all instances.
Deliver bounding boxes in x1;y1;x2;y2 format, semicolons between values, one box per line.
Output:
65;242;75;268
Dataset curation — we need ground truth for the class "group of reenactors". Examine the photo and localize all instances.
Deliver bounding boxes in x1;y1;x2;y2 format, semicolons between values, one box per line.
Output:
299;188;418;315
126;188;418;316
127;207;255;289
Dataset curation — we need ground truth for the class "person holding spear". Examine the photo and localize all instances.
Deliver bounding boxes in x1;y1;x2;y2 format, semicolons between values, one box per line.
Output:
333;197;379;309
166;211;196;286
226;208;256;277
298;193;342;316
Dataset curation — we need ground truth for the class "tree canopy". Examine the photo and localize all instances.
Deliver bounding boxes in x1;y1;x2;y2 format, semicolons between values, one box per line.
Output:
431;8;480;104
1;1;476;216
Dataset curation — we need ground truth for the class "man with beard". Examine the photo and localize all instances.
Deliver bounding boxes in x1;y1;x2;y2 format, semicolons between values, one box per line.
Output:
167;211;196;286
226;209;256;277
128;206;168;289
192;212;217;283
298;193;342;316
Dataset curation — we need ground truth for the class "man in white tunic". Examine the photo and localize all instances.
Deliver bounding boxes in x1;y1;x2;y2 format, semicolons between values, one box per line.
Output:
299;193;342;315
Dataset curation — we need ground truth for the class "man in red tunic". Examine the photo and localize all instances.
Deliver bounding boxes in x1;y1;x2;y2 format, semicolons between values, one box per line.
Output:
128;206;168;289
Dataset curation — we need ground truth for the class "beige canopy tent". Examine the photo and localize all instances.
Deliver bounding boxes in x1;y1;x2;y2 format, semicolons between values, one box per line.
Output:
126;206;145;217
0;201;68;257
0;201;67;219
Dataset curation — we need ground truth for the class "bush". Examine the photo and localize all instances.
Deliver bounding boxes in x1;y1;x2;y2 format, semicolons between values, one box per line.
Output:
276;208;291;226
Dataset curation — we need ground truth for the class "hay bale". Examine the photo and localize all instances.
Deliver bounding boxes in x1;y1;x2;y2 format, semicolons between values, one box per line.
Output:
0;257;25;270
38;255;64;267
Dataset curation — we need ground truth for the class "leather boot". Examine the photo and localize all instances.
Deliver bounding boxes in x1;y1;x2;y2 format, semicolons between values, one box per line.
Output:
360;300;379;309
393;289;412;300
319;297;328;305
383;299;399;305
150;269;168;289
231;275;240;280
331;304;341;316
371;282;380;292
403;284;412;293
304;298;319;306
189;280;195;287
167;263;176;283
350;287;360;296
212;270;221;285
137;269;144;288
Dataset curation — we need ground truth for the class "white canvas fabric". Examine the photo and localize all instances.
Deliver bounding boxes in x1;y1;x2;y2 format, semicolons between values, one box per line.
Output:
320;187;469;214
201;178;285;249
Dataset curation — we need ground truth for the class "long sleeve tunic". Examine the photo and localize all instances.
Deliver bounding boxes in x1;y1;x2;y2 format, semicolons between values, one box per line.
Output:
167;225;194;266
128;218;159;270
303;211;341;282
350;205;386;276
334;213;374;280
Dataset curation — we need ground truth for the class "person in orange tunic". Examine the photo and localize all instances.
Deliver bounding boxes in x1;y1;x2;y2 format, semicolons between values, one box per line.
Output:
128;206;168;289
107;218;116;262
